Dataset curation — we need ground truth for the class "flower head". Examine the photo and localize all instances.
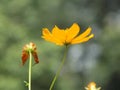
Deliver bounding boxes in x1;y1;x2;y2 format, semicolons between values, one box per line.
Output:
85;82;101;90
21;42;39;65
42;23;94;46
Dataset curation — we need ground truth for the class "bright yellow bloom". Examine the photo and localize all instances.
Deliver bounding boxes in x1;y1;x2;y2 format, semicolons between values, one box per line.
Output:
42;23;94;46
85;82;101;90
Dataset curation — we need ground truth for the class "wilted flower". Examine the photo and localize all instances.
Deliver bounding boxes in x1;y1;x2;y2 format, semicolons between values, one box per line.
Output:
42;23;94;46
21;42;39;65
85;82;101;90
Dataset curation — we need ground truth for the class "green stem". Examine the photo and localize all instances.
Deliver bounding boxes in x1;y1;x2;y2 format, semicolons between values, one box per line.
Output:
28;51;32;90
49;46;68;90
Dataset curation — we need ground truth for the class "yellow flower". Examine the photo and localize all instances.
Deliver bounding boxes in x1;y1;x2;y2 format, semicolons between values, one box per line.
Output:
42;23;94;46
85;82;101;90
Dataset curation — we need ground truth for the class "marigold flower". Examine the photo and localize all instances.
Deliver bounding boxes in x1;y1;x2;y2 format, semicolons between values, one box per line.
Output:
85;82;101;90
21;42;39;65
42;23;94;46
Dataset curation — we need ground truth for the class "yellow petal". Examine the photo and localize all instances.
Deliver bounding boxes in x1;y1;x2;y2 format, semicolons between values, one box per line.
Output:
66;23;80;43
72;27;92;41
71;34;94;44
52;25;66;43
42;28;52;40
42;28;52;36
42;28;64;45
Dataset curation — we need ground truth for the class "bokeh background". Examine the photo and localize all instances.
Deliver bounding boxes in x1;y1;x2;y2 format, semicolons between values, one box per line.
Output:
0;0;120;90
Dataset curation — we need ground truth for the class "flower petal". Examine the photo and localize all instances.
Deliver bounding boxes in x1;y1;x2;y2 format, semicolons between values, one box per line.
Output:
71;34;94;44
66;23;80;43
71;27;92;42
32;51;39;64
22;51;29;65
42;28;52;40
42;28;64;45
52;25;66;43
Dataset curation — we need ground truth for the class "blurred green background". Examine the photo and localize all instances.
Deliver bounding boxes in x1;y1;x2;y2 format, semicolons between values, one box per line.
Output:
0;0;120;90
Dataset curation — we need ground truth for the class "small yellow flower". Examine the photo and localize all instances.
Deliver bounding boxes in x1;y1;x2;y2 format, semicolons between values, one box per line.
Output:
85;82;101;90
42;23;94;46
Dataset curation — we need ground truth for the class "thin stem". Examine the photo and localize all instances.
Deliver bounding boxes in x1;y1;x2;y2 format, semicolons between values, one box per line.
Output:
28;51;32;90
49;46;68;90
